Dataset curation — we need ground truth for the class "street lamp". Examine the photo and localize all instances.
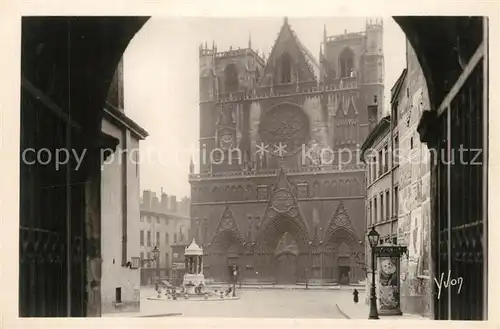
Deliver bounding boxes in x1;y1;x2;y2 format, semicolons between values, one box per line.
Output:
232;265;237;297
367;227;380;320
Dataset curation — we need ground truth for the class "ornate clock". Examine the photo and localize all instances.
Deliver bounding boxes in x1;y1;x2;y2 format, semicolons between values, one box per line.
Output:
218;128;235;150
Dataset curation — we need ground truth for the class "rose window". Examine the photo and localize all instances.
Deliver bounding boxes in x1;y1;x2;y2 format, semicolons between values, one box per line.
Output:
259;103;310;156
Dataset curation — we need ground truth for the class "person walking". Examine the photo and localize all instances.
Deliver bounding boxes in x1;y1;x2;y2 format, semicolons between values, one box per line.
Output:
353;289;359;304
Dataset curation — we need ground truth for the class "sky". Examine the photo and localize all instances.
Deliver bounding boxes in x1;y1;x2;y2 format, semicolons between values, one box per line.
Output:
123;16;406;199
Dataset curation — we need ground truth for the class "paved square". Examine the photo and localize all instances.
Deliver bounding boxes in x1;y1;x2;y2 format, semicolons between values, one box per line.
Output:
133;287;358;318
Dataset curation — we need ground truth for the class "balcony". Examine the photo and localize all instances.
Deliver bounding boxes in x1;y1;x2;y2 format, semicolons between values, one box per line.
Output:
189;164;365;181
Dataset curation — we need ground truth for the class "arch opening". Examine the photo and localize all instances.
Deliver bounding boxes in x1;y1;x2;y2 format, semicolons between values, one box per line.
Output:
224;63;239;93
323;225;363;284
339;47;355;78
255;215;308;283
208;229;244;283
280;52;292;83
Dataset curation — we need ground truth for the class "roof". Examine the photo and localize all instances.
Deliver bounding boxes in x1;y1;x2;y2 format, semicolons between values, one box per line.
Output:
259;17;319;84
360;115;391;159
103;102;149;140
185;238;203;255
290;29;320;80
390;69;407;104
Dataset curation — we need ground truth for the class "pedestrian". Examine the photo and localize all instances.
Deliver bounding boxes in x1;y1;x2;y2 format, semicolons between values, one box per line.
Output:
353;289;359;304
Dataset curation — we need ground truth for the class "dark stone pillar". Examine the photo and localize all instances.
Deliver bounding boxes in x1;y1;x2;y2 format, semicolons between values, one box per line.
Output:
85;156;102;317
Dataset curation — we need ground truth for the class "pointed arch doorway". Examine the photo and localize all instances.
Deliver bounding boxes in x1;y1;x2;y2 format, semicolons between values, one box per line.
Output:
337;242;352;285
274;233;299;284
255;214;308;283
209;229;244;283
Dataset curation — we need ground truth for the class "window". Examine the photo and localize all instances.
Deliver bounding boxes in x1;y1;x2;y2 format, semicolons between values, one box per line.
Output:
369;199;373;225
393;186;399;216
147;231;151;247
224;63;239;93
410;136;414;149
147;252;151;268
140;252;144;267
156;216;160;224
393;134;399;167
374;196;378;223
156;232;160;247
174;233;178;244
383;144;389;173
378;149;383;176
140;230;144;246
380;193;384;222
165;232;169;245
147;216;151;223
392;237;397;245
115;287;122;303
385;190;390;220
371;161;376;183
165;253;169;268
339;47;355;78
280;52;292;83
140;216;144;222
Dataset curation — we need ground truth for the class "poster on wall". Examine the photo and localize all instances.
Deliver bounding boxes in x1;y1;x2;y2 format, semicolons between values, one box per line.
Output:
378;257;400;312
419;201;431;276
409;208;422;263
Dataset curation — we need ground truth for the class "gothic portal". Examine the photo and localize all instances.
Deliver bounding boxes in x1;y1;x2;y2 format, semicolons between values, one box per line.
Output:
190;17;382;283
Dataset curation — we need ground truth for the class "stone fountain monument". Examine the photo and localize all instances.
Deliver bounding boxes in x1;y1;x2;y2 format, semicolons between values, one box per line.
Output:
182;238;205;294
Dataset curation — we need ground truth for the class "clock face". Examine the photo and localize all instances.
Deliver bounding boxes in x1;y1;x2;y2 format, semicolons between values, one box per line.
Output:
219;131;234;150
259;103;309;155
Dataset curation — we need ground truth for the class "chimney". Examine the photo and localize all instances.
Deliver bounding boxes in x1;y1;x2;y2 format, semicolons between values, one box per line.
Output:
151;193;159;211
170;195;177;213
161;191;169;212
142;190;152;209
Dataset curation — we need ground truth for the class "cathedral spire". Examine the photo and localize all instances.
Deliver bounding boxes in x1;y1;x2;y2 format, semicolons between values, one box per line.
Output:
323;23;327;43
248;33;252;49
189;157;194;174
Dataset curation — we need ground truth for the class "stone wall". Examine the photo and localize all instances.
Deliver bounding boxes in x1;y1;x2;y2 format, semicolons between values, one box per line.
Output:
101;118;141;314
396;39;432;317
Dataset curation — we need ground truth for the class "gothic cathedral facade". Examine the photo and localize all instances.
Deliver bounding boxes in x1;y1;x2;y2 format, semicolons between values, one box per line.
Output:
189;18;384;284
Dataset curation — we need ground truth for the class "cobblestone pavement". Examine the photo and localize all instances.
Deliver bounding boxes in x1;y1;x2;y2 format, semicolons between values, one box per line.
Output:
105;287;355;318
206;283;366;291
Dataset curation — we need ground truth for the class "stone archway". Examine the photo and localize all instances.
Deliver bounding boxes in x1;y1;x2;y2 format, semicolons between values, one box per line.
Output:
323;226;361;284
20;17;149;317
255;215;309;283
209;229;245;283
20;16;485;319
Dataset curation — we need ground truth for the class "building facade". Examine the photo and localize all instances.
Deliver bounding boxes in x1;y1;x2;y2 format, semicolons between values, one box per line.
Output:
139;190;191;285
395;40;432;316
189;18;385;284
100;58;149;314
362;112;397;245
360;39;432;317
